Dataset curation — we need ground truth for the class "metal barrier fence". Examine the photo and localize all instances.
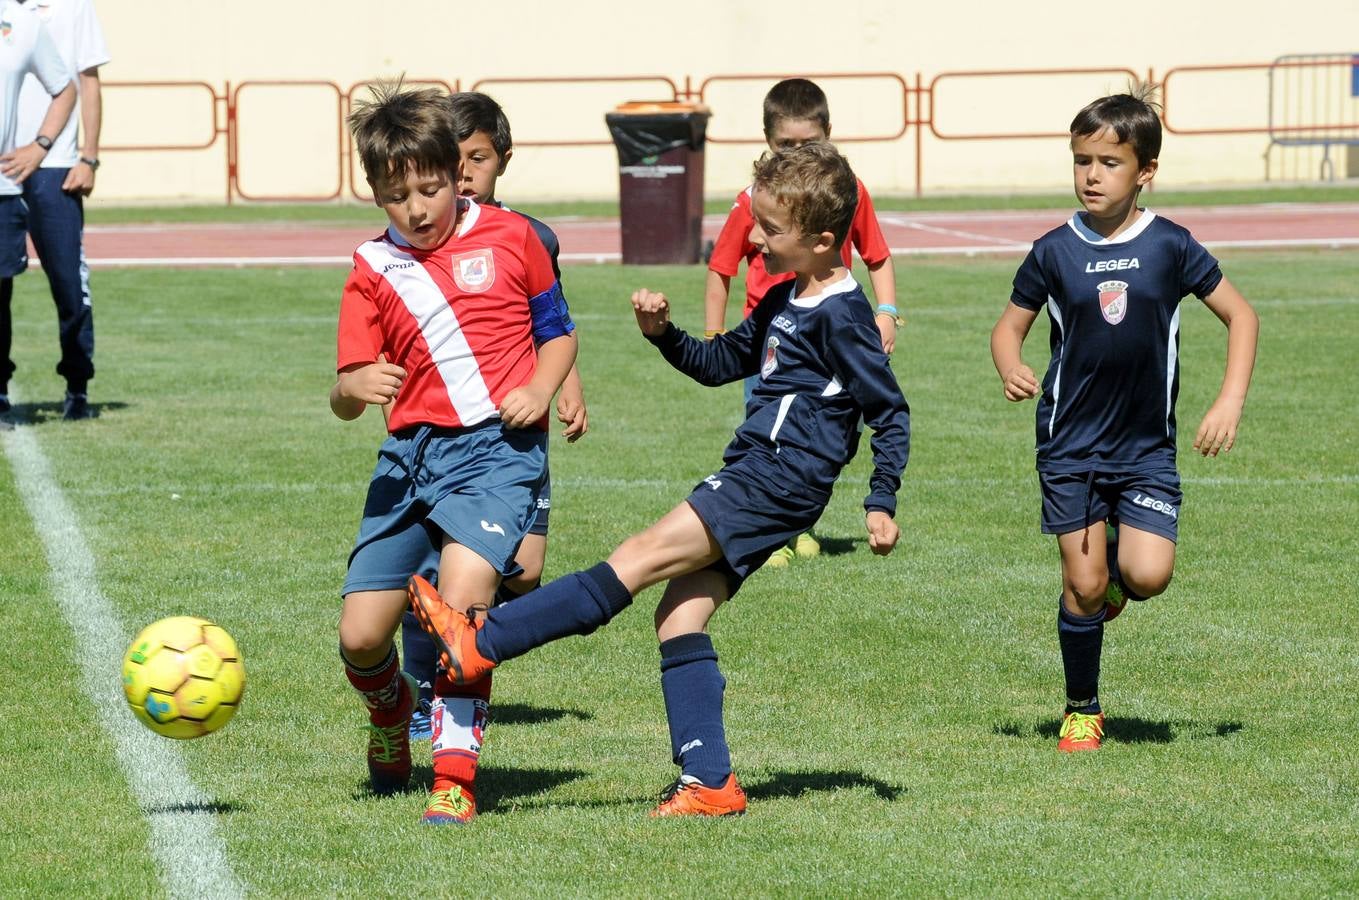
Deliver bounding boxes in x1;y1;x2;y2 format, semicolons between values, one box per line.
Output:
102;60;1357;204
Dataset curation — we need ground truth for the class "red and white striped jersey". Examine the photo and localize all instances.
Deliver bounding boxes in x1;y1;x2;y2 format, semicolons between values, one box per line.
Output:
337;200;558;432
708;178;891;318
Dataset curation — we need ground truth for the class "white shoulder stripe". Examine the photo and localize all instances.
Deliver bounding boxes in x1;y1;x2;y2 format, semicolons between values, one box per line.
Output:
356;241;496;426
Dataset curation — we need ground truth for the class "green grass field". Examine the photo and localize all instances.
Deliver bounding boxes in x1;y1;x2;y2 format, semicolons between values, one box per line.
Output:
1;249;1356;896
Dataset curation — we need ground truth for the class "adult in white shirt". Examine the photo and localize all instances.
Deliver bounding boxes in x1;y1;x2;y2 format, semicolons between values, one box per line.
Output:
8;0;106;420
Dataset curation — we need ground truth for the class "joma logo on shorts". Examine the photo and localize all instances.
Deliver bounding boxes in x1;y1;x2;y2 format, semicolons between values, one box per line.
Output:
1085;258;1140;273
1131;493;1178;519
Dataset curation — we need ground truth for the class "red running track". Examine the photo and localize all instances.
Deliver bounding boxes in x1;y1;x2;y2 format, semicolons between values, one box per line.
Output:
65;203;1359;268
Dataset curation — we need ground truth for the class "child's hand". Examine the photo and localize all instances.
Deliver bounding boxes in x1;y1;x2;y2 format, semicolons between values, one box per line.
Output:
866;510;899;556
341;360;406;406
557;392;589;443
1001;364;1040;402
876;313;897;354
1193;398;1244;457
631;289;671;336
500;385;550;428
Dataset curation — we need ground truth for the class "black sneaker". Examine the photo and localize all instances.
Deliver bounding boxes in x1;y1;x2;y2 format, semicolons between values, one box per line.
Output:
62;392;91;421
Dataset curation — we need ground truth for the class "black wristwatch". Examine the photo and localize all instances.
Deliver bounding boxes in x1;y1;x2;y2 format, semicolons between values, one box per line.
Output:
34;135;53;151
80;156;100;171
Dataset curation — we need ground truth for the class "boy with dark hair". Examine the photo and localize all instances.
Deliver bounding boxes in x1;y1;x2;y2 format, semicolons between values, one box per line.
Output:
399;90;589;742
704;76;900;566
990;87;1258;752
412;141;910;817
334;81;577;824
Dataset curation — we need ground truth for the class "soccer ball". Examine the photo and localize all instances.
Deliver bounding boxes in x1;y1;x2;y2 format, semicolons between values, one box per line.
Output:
121;616;245;739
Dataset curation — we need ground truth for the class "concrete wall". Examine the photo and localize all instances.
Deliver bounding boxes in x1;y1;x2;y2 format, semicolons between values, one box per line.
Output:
90;0;1359;203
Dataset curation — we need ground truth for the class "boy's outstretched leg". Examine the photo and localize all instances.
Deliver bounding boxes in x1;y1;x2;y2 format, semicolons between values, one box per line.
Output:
650;572;745;817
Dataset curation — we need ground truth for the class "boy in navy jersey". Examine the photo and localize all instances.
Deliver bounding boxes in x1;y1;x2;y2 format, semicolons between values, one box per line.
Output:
411;141;910;816
704;78;900;567
399;91;590;743
990;88;1258;752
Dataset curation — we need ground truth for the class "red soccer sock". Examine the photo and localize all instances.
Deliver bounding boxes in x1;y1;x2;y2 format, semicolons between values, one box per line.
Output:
431;670;492;790
343;645;407;726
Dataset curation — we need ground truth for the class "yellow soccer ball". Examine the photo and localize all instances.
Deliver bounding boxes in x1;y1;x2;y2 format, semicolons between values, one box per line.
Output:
121;616;245;739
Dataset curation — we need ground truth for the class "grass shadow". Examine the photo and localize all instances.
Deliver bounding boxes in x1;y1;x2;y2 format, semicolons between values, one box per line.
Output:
745;769;903;802
806;535;860;558
1;399;128;424
144;800;246;816
493;703;592;726
995;716;1246;744
477;766;590;813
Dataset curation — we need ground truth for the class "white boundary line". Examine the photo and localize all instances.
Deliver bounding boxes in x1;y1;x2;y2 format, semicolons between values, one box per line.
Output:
2;417;246;900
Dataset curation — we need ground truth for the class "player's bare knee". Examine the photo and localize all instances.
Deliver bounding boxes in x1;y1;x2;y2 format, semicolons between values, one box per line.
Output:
337;617;390;660
1124;565;1172;598
1066;574;1109;610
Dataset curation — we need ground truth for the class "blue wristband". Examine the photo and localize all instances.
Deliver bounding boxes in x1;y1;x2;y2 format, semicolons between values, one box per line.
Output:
875;304;898;317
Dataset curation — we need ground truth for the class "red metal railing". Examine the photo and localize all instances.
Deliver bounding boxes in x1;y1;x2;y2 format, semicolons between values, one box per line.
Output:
99;61;1339;204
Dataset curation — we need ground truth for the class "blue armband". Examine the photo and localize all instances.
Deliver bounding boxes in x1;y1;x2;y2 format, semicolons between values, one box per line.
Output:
528;280;575;344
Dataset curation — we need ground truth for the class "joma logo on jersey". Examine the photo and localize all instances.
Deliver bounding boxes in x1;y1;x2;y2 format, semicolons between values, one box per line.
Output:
452;249;496;293
771;314;796;335
382;261;415;273
1085;258;1140;273
1131;492;1178;520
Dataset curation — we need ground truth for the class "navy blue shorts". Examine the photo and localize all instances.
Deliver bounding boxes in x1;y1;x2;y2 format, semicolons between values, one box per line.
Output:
528;473;550;536
0;195;29;278
342;422;547;595
685;450;829;595
1039;469;1182;542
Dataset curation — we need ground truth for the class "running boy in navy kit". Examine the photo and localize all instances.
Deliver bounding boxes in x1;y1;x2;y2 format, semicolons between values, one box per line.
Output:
399;91;590;741
990;88;1258;751
411;141;910;816
333;83;576;823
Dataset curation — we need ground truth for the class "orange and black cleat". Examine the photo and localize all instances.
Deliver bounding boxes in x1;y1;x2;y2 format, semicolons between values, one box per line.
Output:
651;773;747;817
407;575;496;685
1057;711;1105;752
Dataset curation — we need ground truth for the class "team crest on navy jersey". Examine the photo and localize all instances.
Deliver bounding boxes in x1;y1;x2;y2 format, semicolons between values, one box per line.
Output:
1098;280;1128;325
452;249;496;293
761;335;781;379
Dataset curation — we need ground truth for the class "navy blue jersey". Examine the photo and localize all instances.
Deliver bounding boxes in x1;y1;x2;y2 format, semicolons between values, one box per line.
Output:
499;202;561;280
1010;211;1222;473
647;275;910;515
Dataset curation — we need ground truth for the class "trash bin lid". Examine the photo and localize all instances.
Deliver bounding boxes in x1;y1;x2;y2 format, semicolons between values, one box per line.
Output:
612;100;712;115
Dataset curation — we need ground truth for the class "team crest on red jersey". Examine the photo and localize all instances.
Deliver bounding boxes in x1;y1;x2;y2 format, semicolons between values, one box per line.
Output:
1097;280;1128;325
452;249;496;293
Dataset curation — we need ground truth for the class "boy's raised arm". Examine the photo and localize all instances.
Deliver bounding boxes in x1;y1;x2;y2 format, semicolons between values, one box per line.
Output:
1193;276;1258;457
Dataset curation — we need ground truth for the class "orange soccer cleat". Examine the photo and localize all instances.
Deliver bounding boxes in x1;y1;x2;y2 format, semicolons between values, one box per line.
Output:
650;773;747;818
407;575;497;685
1057;711;1105;752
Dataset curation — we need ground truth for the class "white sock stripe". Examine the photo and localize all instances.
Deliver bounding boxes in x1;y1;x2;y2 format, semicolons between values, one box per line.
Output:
2;410;246;900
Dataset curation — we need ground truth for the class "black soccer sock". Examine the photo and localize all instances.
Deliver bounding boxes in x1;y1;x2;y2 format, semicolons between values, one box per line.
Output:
400;609;438;708
1057;598;1105;714
477;562;632;663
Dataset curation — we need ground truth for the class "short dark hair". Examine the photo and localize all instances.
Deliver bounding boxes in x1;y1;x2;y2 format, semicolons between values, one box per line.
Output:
349;80;460;187
449;91;513;157
752;141;857;248
762;78;831;138
1070;85;1162;167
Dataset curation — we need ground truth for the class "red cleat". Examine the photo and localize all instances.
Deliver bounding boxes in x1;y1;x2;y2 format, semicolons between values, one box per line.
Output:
650;773;747;817
365;672;418;794
407;575;496;685
422;783;476;826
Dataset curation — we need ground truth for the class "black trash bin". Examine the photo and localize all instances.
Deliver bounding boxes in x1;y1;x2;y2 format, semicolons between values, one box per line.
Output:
605;101;711;264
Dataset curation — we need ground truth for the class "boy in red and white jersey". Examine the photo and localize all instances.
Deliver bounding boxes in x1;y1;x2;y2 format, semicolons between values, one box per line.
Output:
331;82;576;825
